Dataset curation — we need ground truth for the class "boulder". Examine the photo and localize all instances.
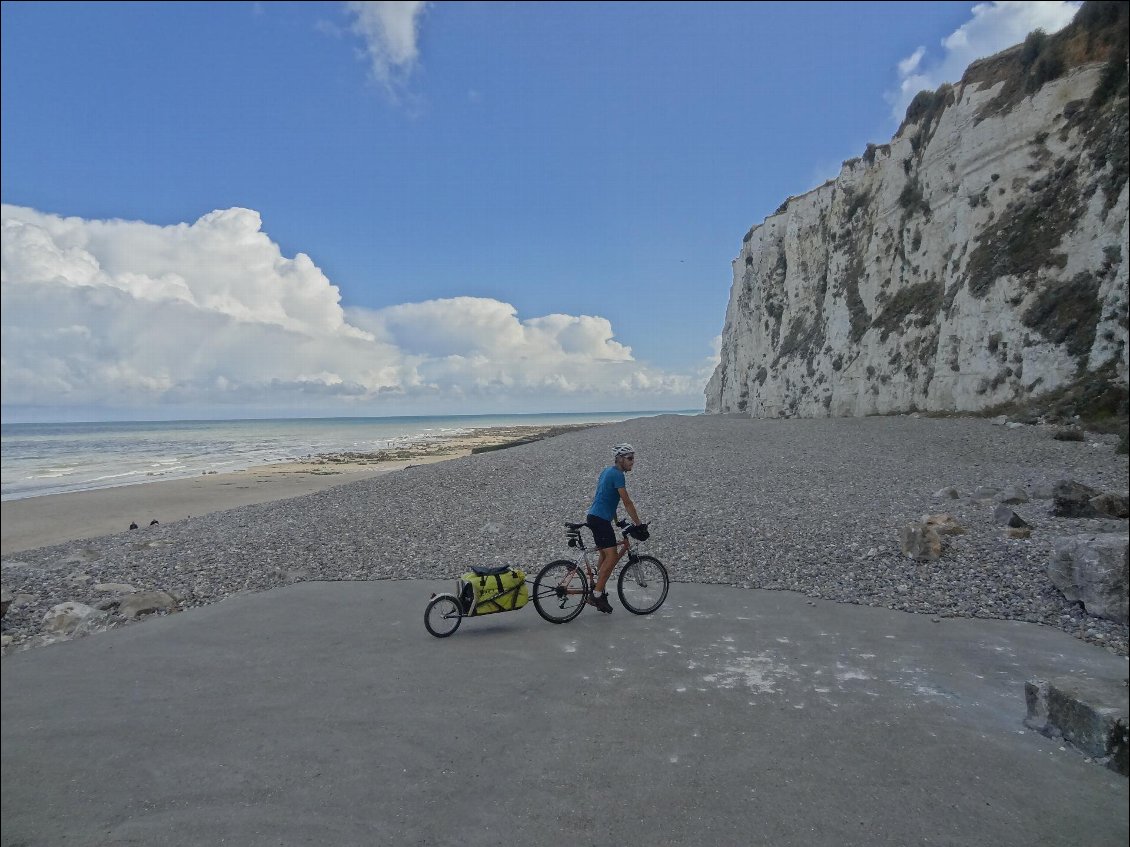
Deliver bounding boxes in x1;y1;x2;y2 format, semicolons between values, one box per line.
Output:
1025;677;1129;776
921;513;965;535
1007;527;1032;539
0;585;11;618
974;486;1000;498
1052;480;1102;518
118;590;179;620
993;505;1030;528
1053;428;1086;442
997;485;1029;505
42;602;107;636
932;486;960;500
1091;493;1130;519
900;524;942;562
10;593;36;611
1047;534;1129;624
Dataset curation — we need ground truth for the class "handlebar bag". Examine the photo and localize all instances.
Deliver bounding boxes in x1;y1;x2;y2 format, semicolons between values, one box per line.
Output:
459;568;529;615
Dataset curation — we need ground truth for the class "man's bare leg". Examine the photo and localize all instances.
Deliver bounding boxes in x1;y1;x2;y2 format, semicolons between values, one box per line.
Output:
594;547;617;594
595;541;629;593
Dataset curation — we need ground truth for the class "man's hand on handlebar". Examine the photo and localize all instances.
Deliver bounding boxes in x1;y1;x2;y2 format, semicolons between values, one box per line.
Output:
618;521;651;541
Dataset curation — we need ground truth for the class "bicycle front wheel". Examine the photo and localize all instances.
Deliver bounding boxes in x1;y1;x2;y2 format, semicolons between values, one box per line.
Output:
425;594;463;637
617;555;669;615
532;560;589;624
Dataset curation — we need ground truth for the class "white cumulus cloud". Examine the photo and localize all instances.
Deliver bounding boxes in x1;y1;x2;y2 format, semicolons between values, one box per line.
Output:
345;0;429;94
887;1;1081;122
0;205;705;418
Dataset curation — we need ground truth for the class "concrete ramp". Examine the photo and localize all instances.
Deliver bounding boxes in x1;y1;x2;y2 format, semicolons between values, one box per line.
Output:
2;582;1127;846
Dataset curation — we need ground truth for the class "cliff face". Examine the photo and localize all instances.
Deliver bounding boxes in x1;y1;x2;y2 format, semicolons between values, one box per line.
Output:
706;8;1129;418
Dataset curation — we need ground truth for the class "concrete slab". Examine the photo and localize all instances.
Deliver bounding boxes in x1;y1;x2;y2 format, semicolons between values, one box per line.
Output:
2;582;1127;847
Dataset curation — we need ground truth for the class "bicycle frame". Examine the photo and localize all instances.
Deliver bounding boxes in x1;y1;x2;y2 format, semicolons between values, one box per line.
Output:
556;524;643;596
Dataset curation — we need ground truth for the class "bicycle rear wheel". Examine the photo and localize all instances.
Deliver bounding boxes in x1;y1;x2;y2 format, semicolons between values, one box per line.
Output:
532;560;588;624
617;555;669;615
425;594;463;637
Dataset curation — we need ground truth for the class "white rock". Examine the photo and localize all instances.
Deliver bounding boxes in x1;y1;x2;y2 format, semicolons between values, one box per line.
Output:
1047;534;1129;625
119;590;179;619
42;602;107;636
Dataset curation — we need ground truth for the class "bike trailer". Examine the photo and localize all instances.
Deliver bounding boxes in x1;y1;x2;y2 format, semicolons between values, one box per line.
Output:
459;565;529;615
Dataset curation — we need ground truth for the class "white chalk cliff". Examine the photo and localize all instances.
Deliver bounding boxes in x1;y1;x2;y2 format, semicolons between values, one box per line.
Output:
706;9;1129;417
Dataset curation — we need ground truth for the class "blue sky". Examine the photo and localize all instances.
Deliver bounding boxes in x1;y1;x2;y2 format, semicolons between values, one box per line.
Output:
0;1;1081;421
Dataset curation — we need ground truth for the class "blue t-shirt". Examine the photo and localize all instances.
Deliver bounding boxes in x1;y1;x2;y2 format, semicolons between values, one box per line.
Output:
588;466;626;521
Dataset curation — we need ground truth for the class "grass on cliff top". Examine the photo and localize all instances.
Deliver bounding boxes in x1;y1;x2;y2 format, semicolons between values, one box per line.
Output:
897;0;1128;129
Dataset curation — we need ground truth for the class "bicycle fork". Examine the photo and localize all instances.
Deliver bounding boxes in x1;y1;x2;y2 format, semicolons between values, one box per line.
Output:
624;554;649;588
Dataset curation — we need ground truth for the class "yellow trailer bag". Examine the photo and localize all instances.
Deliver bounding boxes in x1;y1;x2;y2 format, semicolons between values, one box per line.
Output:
460;567;529;615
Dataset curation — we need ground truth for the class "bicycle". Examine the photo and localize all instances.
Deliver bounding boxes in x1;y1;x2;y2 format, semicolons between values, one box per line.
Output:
531;519;669;623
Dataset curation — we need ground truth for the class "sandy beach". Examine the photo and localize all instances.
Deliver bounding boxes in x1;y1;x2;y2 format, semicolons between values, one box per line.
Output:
0;423;598;554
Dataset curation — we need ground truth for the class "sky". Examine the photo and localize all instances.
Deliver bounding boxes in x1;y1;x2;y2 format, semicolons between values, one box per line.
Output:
0;1;1082;422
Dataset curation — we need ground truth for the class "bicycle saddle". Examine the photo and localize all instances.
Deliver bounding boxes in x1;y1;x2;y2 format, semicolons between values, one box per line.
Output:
470;564;512;576
565;522;586;530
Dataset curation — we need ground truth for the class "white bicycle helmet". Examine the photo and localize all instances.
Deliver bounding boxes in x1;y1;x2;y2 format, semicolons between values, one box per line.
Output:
613;443;635;457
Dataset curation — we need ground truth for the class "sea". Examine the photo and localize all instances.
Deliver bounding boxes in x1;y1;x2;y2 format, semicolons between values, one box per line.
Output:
0;411;697;501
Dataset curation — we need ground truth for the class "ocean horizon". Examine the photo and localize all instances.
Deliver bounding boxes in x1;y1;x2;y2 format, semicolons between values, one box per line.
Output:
0;410;700;501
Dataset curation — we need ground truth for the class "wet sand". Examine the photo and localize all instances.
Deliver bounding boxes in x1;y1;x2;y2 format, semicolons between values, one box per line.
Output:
0;424;597;554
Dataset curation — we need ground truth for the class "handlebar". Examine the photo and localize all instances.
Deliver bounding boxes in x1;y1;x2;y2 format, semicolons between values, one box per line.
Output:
565;519;650;547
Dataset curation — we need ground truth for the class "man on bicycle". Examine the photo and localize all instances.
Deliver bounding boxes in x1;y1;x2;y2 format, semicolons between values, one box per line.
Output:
585;443;644;614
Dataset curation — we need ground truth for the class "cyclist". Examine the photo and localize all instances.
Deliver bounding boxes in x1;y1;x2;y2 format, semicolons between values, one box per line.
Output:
585;443;644;614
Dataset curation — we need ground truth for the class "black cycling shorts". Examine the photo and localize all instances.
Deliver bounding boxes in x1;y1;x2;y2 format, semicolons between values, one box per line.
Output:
586;514;616;550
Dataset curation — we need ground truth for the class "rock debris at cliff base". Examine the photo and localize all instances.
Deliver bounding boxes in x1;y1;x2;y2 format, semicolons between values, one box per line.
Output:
1;415;1127;656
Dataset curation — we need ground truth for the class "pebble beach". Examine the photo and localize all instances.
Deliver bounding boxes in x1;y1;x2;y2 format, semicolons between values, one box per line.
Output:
1;414;1127;655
